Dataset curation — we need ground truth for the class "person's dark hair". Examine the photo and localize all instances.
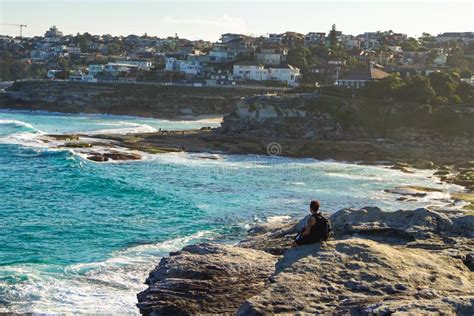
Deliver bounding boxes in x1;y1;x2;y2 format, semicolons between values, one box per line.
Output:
310;200;320;213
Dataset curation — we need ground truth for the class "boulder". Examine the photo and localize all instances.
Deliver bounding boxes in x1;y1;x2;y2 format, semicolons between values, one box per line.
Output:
136;243;277;315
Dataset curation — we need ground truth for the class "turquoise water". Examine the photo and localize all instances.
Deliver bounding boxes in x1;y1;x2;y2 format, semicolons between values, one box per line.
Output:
0;110;459;314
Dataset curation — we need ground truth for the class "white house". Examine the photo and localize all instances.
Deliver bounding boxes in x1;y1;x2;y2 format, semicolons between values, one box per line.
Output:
233;62;300;86
165;57;203;75
104;63;138;76
267;64;301;86
117;59;153;71
232;62;269;81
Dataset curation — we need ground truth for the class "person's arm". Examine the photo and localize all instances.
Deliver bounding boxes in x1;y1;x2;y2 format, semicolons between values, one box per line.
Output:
301;216;316;237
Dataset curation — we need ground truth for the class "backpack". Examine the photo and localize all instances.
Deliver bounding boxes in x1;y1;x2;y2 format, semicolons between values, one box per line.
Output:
314;213;333;241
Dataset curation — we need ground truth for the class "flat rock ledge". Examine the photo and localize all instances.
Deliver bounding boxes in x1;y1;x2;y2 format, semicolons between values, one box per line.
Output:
137;208;474;315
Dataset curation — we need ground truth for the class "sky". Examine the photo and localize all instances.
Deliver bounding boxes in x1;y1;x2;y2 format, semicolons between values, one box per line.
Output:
1;0;473;41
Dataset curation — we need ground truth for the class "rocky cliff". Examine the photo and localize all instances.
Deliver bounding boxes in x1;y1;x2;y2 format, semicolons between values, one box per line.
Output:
220;93;474;140
137;207;474;315
1;81;255;119
220;94;343;139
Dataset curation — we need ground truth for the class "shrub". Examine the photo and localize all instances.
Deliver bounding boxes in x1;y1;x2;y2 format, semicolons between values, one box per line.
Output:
431;96;448;107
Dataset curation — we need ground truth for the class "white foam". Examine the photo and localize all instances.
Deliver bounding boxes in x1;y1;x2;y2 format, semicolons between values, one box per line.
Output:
266;215;292;223
0;119;39;132
80;121;158;135
0;230;219;314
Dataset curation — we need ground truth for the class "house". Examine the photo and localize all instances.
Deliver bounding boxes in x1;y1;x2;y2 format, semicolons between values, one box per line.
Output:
436;32;474;44
397;51;427;69
357;32;381;49
220;33;248;43
207;70;236;85
267;64;301;86
308;59;347;81
44;26;63;38
335;62;389;88
340;35;360;50
65;46;81;54
232;62;268;81
359;50;396;67
177;43;202;56
68;71;96;82
279;32;305;48
225;37;257;55
256;48;287;65
0;36;13;50
304;32;326;47
233;62;300;86
88;64;105;77
116;59;153;71
165;57;203;75
264;34;284;45
104;63;138;76
208;45;237;63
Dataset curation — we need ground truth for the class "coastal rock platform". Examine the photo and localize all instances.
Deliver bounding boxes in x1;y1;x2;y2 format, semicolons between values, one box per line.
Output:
137;207;474;315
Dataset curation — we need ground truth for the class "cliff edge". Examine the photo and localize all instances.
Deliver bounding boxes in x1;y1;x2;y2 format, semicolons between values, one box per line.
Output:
137;207;474;315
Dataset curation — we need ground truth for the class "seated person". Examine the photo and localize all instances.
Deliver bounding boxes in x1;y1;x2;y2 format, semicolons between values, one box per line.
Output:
292;200;332;247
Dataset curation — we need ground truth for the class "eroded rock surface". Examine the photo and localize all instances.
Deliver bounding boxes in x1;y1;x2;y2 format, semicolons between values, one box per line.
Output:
238;238;473;315
137;208;474;315
136;243;277;315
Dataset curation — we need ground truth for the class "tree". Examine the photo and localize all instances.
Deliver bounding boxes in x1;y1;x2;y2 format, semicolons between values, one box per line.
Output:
459;68;472;79
425;49;439;68
399;75;435;104
75;33;91;52
419;33;436;48
328;24;339;49
447;49;469;69
287;47;309;70
362;74;403;100
428;72;457;97
456;82;474;102
107;43;121;55
57;57;69;70
431;96;449;107
401;37;419;52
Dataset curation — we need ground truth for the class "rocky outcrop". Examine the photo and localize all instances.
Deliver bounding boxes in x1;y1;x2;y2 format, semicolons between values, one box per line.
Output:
238;237;473;315
220;94;343;139
136;243;277;315
1;81;252;119
137;207;474;315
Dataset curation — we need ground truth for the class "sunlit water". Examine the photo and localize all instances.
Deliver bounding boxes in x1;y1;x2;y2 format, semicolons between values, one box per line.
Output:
0;110;460;314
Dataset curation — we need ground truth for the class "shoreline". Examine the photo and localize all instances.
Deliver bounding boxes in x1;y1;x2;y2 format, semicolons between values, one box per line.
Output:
2;111;473;313
0;107;224;124
44;128;474;210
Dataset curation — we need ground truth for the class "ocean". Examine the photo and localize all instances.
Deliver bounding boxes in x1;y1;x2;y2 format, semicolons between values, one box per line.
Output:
0;110;460;314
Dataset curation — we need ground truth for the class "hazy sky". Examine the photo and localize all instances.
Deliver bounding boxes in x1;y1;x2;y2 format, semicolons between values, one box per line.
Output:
1;0;473;40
